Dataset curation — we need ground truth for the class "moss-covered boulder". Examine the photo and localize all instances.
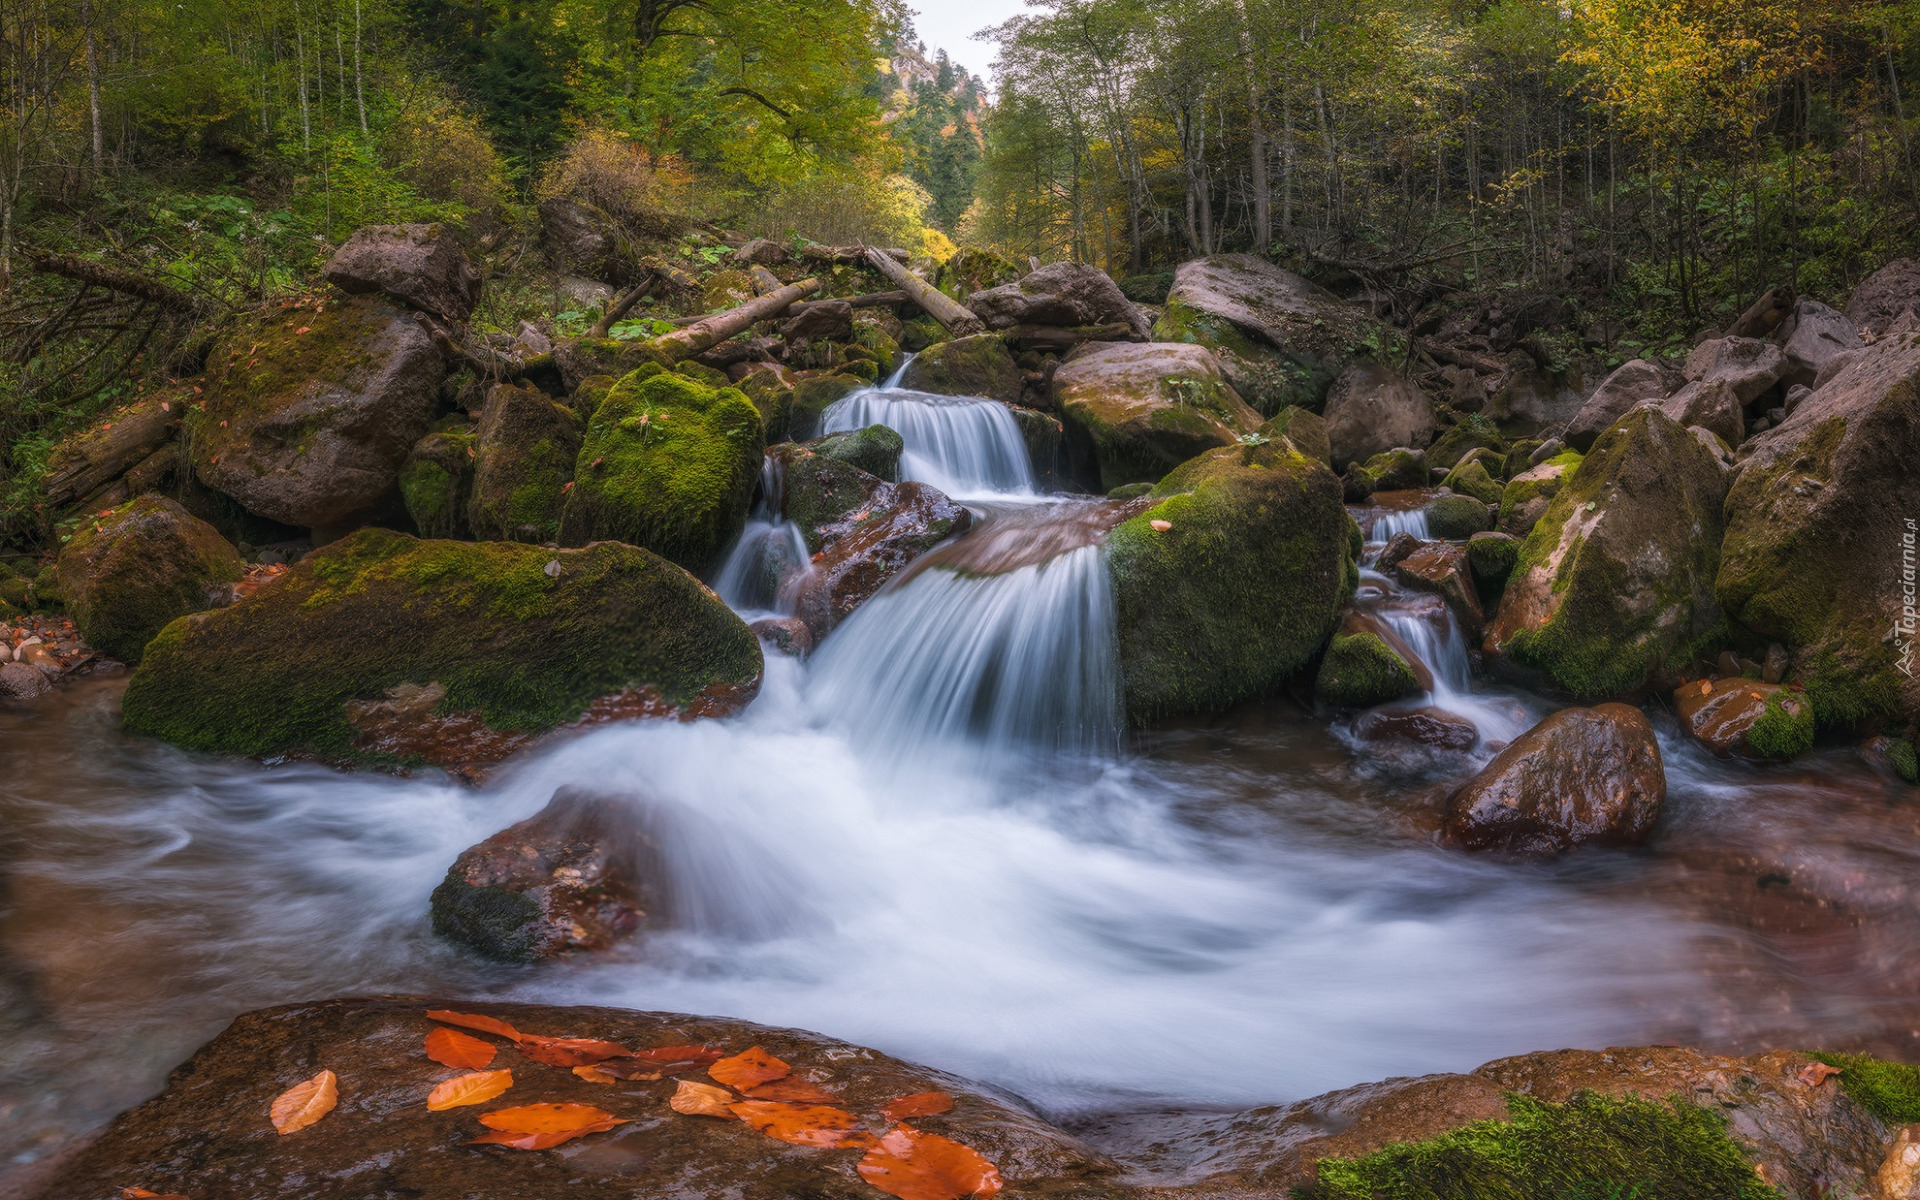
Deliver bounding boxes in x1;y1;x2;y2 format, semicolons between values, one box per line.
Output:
808;423;902;481
189;294;446;532
1358;448;1427;492
1008;405;1064;484
896;333;1022;403
937;246;1023;302
788;373;866;441
697;268;758;313
559;366;764;573
1151;254;1408;415
1487;408;1730;699
468;383;582;544
851;312;902;376
1497;452;1580;536
1260;405;1331;467
398;429;475;539
769;443;884;554
1716;335;1920;734
1053;342;1263;492
1107;439;1355;722
120;529;761;770
1425;417;1508;471
55;495;244;663
552;336;670;392
1316;619;1423;709
1424;493;1491;540
1468;531;1521;589
1442;458;1504;506
734;364;796;444
1674;677;1815;759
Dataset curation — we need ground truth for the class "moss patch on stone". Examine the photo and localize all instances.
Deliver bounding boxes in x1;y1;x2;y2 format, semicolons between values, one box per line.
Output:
1443;459;1505;505
560;367;764;572
1297;1091;1781;1200
898;333;1022;403
399;431;476;540
810;424;902;481
788;374;865;442
1426;494;1491;540
1804;1052;1920;1124
1468;532;1521;588
1316;631;1420;708
120;528;761;766
469;385;581;544
1152;298;1322;416
1107;440;1353;723
1746;689;1816;759
1890;737;1920;784
57;495;245;663
1428;418;1508;471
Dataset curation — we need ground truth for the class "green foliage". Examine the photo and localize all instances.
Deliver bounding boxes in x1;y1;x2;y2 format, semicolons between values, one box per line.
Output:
1805;1052;1920;1124
1296;1091;1781;1200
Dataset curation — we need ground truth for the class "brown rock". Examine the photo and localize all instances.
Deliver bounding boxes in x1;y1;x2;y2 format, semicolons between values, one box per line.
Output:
1443;703;1665;855
779;298;853;343
750;616;814;658
969;260;1152;339
792;481;973;643
1848;258;1920;338
1674;677;1813;759
323;223;483;322
1564;358;1678;453
430;789;659;961
30;997;1118;1200
0;660;51;699
1381;537;1483;638
1322;363;1436;469
1878;1125;1920;1200
1353;705;1478;751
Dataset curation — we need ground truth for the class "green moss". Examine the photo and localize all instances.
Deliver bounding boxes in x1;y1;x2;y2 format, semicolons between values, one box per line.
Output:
1118;271;1174;303
789;374;866;441
1296;1091;1782;1200
852;320;901;376
899;333;1021;403
1890;738;1919;784
1425;494;1490;540
773;447;879;554
1107;482;1153;500
399;431;475;540
121;529;761;766
840;357;880;384
1316;632;1420;708
1804;1052;1920;1124
1443;459;1505;506
469;387;581;544
1107;441;1353;722
1428;418;1508;471
1362;449;1425;491
673;360;732;389
1153;299;1323;416
429;882;545;963
698;268;757;312
571;373;619;423
1468;532;1521;588
900;315;947;352
736;367;796;444
937;246;1022;301
1746;690;1815;759
1498;460;1576;530
1261;405;1332;466
58;495;245;663
559;368;764;572
811;424;903;480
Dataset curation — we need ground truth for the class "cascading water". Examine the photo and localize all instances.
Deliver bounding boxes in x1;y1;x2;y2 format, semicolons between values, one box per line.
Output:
712;458;813;616
821;382;1034;499
1368;506;1431;543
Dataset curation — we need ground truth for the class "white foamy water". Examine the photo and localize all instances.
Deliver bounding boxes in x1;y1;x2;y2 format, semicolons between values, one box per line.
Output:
1369;506;1431;543
713;458;813;616
821;387;1034;499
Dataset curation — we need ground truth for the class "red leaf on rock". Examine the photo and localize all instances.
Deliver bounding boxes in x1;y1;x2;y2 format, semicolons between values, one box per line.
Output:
634;1044;725;1067
670;1080;739;1117
710;1045;790;1090
746;1077;840;1103
857;1126;1003;1200
880;1092;954;1122
479;1103;623;1133
573;1064;618;1084
468;1119;626;1150
728;1100;875;1148
426;1028;498;1069
515;1034;633;1067
121;1189;191;1199
426;1009;525;1041
1798;1062;1843;1088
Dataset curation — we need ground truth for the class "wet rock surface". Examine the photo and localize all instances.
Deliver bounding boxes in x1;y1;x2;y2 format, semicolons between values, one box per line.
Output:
1443;702;1666;855
1675;677;1816;759
792;481;972;642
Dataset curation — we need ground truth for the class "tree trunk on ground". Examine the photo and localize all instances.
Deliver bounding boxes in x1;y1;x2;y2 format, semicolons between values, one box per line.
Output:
42;405;184;508
20;246;224;318
647;278;821;362
862;249;984;336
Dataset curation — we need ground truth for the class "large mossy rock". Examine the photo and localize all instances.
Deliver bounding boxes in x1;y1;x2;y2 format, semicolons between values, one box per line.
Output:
537;196;645;286
896;333;1022;403
559;365;764;573
55;495;244;663
808;423;903;481
1053;342;1263;492
1107;440;1355;723
1488;408;1729;699
937;245;1023;302
788;373;867;441
190;294;446;532
120;529;762;771
1715;334;1920;733
398;429;476;540
468;383;582;543
1151;254;1407;415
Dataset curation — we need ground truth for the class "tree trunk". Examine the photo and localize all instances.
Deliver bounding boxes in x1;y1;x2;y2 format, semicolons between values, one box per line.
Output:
648;278;823;361
1236;0;1269;254
82;0;104;170
42;404;185;508
862;248;984;335
354;0;368;135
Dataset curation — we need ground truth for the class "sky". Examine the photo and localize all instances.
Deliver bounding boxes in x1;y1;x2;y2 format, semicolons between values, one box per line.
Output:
907;0;1032;82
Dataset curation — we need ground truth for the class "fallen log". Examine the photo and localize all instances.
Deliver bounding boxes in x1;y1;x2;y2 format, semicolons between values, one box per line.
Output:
1414;335;1505;377
41;400;183;507
786;291;910;315
801;243;908;266
589;275;660;338
647;277;820;363
78;444;177;513
20;245;224;320
862;248;984;337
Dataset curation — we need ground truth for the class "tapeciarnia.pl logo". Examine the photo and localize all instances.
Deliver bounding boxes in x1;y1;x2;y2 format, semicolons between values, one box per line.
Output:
1899;517;1917;678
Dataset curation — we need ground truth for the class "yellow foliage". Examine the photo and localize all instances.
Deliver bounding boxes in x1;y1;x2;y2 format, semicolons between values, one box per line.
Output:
536;127;695;227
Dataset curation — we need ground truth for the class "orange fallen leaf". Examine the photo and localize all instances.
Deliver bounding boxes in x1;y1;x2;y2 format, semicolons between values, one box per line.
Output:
747;1077;840;1103
857;1125;1003;1200
729;1100;874;1148
296;326;311;335
1798;1062;1843;1088
270;1069;338;1134
479;1103;622;1134
121;1189;191;1199
634;1044;726;1067
1149;519;1172;532
880;1092;954;1122
426;1009;524;1041
670;1080;739;1118
515;1034;632;1067
426;1069;513;1111
710;1045;790;1090
468;1118;626;1150
574;1064;619;1084
426;1027;498;1070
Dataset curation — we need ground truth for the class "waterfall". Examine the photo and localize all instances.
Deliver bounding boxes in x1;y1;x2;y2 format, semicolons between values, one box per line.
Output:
1354;567;1532;744
808;542;1122;761
821;389;1034;499
713;458;813;616
1368;507;1431;544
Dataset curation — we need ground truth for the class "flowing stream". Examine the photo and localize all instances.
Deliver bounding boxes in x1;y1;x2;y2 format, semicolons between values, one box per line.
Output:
4;382;1920;1177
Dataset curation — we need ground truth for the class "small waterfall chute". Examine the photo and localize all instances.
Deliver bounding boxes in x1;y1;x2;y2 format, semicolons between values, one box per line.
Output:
713;457;814;616
822;388;1034;499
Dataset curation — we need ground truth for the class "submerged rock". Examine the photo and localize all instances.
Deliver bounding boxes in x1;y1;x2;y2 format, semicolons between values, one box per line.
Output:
1107;439;1354;723
1353;705;1478;751
1488;408;1728;699
31;997;1116;1200
897;333;1023;404
55;495;243;663
1052;341;1262;491
322;223;482;322
190;295;446;533
1674;677;1815;759
1151;254;1406;414
468;383;581;543
1715;334;1920;735
560;365;764;573
120;529;762;772
1443;703;1665;855
431;788;660;962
